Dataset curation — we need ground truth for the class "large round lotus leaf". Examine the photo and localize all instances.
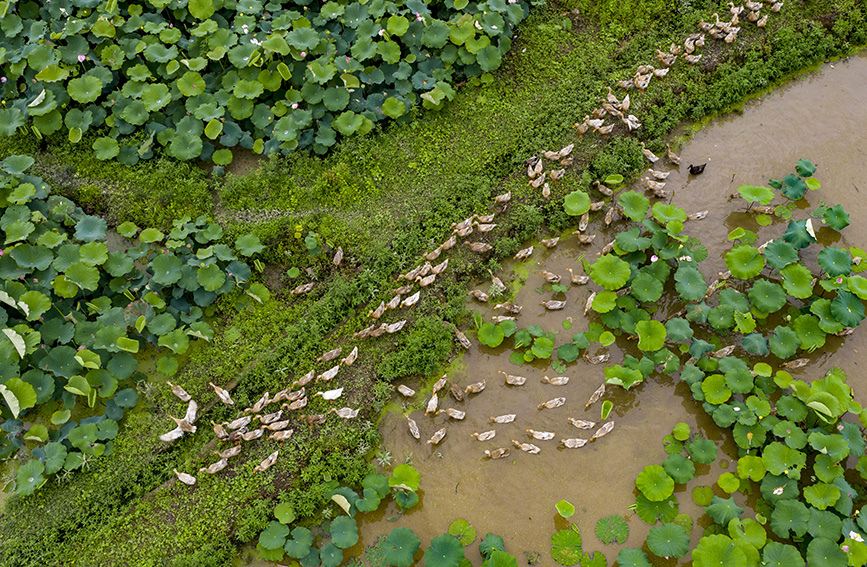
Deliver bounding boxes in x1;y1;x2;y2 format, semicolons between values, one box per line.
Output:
15;459;45;496
847;275;867;299
355;488;381;512
329;516;358;549
738;185;774;205
448;519;476;546
197;264;226;292
631;272;663;303
531;336;554;358
770;499;809;538
818;247;853;277
687;438;718;464
762;542;804;567
780;173;808;200
595;515;628;544
705;496;744;526
647;523;689;558
762;239;799;271
67;76;103;103
636;465;675;502
729;518;767;551
783;219;817;249
808;432;850;462
692;534;747;567
725;245;765;280
652;203;687;225
823;204;850;231
563;190;590;216
664;318;693;343
9;244;53;271
150;253;183;285
702;374;731;405
425;534;465;567
831;290;865;327
284;526;314;558
68;422;99;450
592;290;617;313
671;265;705;302
389;464;420;491
384;527;421;567
616;548;651;567
762;442;806;477
663;454;696;484
74;215;108;243
114;388;138;408
736;455;766;482
634;320;665;352
717;472;740;494
806;537;847;567
804;482;841;510
479;533;505;558
478;322;504;348
779;264;813;301
748;279;786;313
273;502;295;525
259;520;290;550
792;314;825;352
769;325;800;359
807;508;843;540
320;543;343;567
550;529;582;566
618;190;650;221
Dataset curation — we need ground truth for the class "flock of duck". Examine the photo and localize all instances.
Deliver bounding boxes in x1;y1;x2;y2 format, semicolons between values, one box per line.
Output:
397;372;613;458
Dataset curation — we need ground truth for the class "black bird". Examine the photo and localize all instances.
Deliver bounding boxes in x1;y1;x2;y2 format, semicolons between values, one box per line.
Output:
688;163;707;175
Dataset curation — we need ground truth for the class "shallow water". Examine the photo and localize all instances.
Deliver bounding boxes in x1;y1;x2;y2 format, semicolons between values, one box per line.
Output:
361;51;867;565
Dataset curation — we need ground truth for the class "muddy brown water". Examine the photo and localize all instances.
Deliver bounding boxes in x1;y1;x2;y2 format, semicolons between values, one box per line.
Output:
355;51;867;566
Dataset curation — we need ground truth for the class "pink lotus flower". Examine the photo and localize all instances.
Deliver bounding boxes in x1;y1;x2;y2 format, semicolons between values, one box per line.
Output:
300;51;306;58
650;254;659;263
291;103;299;109
78;54;87;63
0;77;6;83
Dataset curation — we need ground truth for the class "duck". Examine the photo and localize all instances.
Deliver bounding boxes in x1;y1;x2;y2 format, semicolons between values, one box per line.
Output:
585;384;606;409
512;440;541;454
255;409;283;424
316;347;343;363
166;400;198;435
724;29;739;43
386;294;402;310
635;73;652;91
540;237;560;248
566;268;590;285
687;210;709;221
538;397;566;410
684;53;703;64
781;358;809;369
757;14;768;26
303;414;328;427
540;270;561;284
264;419;292;431
558;143;575;158
529;174;546;189
465;380;486;394
368;301;386;320
578;211;590;232
431;259;449;275
669;42;682;55
209;382;234;406
425;247;442;261
568;418;596;430
426;427;447;445
616;79;634;89
494;302;522;314
656;49;677;67
550;169;566;183
331;407;359;420
590;421;615;441
465;242;493;253
770;1;782;11
472;430;497;441
399;265;423;281
241;428;265;442
314;387;343;401
483;448;511;459
586;117;605;131
212;420;229;440
273;387;304;404
527;430;556;441
541;300;567;310
316;365;340;383
622;114;642;131
254;451;279;473
226;415;252;430
604;207;618;226
541;375;569;386
331;246;344;267
640;143;660;163
385;320;407;334
416;273;437;287
290;282;315;295
646;179;666;191
653;67;670;78
636;64;655;74
491;315;516;323
292;369;315;388
453;326;472;349
487;269;506;292
166;381;191;402
475;222;498;234
584;292;597;316
452;217;474;231
728;1;744;15
747;10;760;22
514;246;534;261
573;119;590;137
173;469;196;486
405;414;421;440
499;371;527;386
593;107;608;119
440;234;458;250
159;426;186;442
437;408;466;420
598;123;615;135
226;426;248;443
199;459;228;475
561;438;589;449
425;393;439;415
341;346;358;366
494;191;512;204
214;445;243;459
475;213;496;223
647;168;670;180
432;375;448;394
695;33;706;47
397;384;416;397
666;143;682;165
585;353;610;365
401;290;421;308
244;392;271;414
268;429;295;442
489;414;516;424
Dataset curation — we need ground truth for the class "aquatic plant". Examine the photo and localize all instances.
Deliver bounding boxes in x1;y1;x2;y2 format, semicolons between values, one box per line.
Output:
594;515;628;545
555;500;575;519
448;519;476;546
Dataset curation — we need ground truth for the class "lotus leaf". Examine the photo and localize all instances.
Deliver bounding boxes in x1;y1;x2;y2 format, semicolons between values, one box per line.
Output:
592;291;617;313
476;534;506;560
809;432;850;462
665;318;693;343
690;486;713;507
762;542;805;567
736;455;766;482
647;523;689;558
738;185;774;205
747;279;786;313
151;254;183;286
804;482;841;510
686;438;717;464
830;290;865;327
808;508;843;540
783;220;817;249
769;325;800;359
693;534;748;567
259;520;290;550
618;191;650;221
531;337;554;359
631;272;663;303
792;314;826;352
67;76;103;104
15;459;45;497
717;472;740;494
595;515;628;544
652;203;687;225
725;245;765;280
634;493;678;524
793;158;816;177
478;323;504;348
704;496;744;527
615;548;651;567
480;550;518;567
636;464;674;502
448;519;476;546
769;498;810;538
662;454;695;484
329;516;358;549
780;173;808;200
633;320;664;352
811;298;845;334
273;502;295;525
426;534;465;567
555;500;575;518
284;526;314;558
563;191;591;216
615;227;651;253
550;529;582;566
557;343;581;363
806;537;847;567
817;247;853;277
383;527;421;567
604;365;643;389
762;442;806;478
320;543;343;567
197;264;226;292
389;464;420;491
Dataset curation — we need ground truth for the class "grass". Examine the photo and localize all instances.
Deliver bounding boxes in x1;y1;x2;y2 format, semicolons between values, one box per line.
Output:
0;0;865;565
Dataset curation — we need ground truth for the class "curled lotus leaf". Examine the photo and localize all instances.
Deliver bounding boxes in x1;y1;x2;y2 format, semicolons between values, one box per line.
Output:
781;174;808;200
479;534;506;559
555;500;575;518
647;523;690;559
389;464;420;491
847;275;867;300
652;203;687;225
635;464;675;502
795;159;817;177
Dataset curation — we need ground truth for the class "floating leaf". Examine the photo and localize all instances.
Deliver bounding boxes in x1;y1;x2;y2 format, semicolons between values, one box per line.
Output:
384;527;421;567
748;279;786;313
564;191;591;216
635;320;666;352
762;542;805;567
738;185;774;205
634;494;678;524
478;322;505;348
636;465;675;502
615;549;651;567
555;500;575;518
806;538;847;567
818;247;853;277
663;454;696;484
705;496;744;526
259;521;290;550
619;191;650;222
725;245;765;280
783;220;817;249
795;159;817;177
448;519;476;546
687;438;718;464
425;534;465;567
15;459;45;496
551;529;583;566
647;523;689;559
595;515;628;545
330;516;359;549
823;204;849;231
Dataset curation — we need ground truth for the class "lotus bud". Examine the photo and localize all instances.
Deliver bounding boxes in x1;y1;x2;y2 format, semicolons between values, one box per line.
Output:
291;103;299;109
300;51;307;58
0;78;5;83
843;545;850;552
650;254;658;263
78;54;87;62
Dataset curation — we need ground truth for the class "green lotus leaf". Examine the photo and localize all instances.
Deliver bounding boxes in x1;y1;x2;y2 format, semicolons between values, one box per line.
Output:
479;534;505;559
762;542;804;567
5;220;34;244
555;500;575;518
0;378;36;417
631;272;663;303
647;523;689;559
448;519;476;546
636;464;674;502
332;110;364;136
426;534;465;567
177;71;205;98
769;325;800;359
806;537;847;567
688;486;713;508
592;290;617;313
531;336;554;358
830;289;864;327
687;438;717;464
67;76;103;103
783;264;816;299
593;515;628;545
284;526;314;558
803;482;841;510
557;343;581;362
563;190;590;216
820;204;849;232
762;441;806;478
604;365;644;389
259;520;290;550
717;472;740;493
728;518;767;551
725;245;765;280
158;329;190;354
665;318;693;343
615;227;651;253
234;79;264;100
807;508;843;540
590;255;631;290
783;219;817;249
634;493;678;524
738;185;774;205
776;393;808;420
748;279;786;313
148;253;183;286
794;158;817;177
481;550;518;567
550;529;582;566
792;314;825;352
22;371;54;404
810;298;845;334
15;459;45;497
663;454;695;484
736;455;765;482
389;464;420;491
769;499;810;538
817;247;852;277
781;173;808;200
705;496;744;526
652;203;687;225
476;322;503;348
617;190;650;221
15;290;50;321
196;264;226;292
384;527;421;567
64;262;100;290
329;516;358;549
693;535;749;567
73;215;107;243
702;374;732;404
616;548;651;567
762;239;798;271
